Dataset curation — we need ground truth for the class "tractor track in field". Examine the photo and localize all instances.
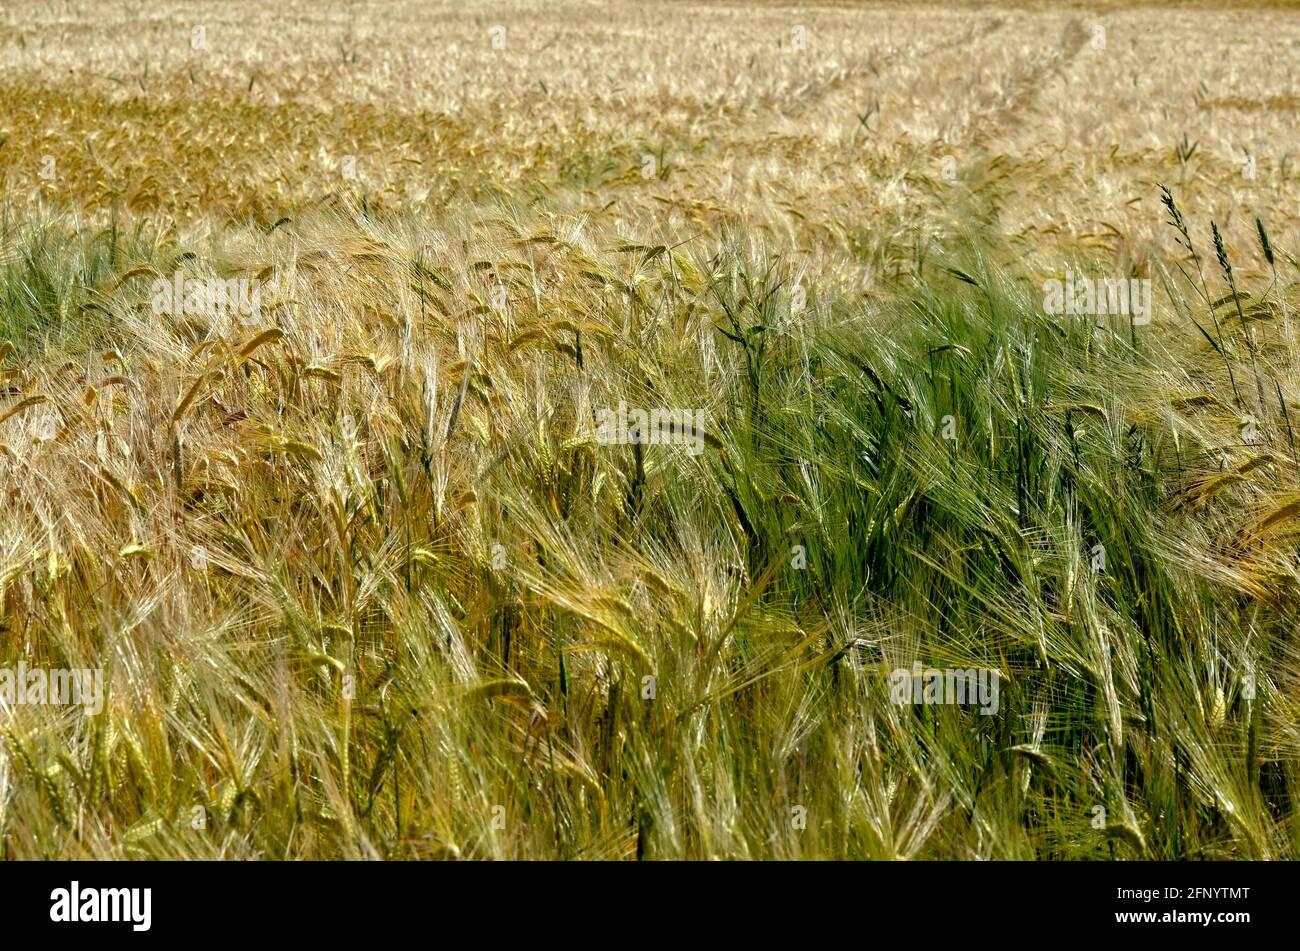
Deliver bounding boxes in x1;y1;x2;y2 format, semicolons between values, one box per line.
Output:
668;13;1012;185
930;16;1093;238
965;17;1091;152
775;14;1009;125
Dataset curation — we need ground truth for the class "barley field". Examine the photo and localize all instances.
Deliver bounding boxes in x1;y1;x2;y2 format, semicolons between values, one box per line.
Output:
1;0;1299;860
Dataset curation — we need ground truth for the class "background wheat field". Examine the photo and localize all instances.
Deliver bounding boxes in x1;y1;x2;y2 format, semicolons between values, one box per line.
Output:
1;0;1299;860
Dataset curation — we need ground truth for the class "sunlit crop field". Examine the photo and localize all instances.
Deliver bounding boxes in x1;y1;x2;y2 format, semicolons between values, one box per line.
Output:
1;0;1299;860
4;1;1300;265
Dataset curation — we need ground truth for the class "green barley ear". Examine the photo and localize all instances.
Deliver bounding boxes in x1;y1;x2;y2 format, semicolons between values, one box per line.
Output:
1255;217;1275;268
1160;184;1193;253
1214;220;1265;404
1212;221;1232;282
1206;223;1237;293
